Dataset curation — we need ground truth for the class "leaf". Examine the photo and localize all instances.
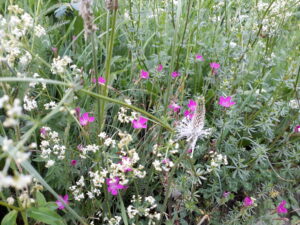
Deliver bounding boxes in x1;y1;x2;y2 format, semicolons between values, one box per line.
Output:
27;207;63;225
36;191;47;207
1;210;18;225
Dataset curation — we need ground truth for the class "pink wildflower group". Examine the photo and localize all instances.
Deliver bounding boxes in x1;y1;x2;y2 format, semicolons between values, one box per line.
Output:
106;177;127;196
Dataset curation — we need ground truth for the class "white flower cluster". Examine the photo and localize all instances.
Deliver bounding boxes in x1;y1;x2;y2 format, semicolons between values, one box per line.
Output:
117;106;138;123
103;216;122;225
127;195;161;223
39;127;66;167
152;142;177;172
0;5;46;67
0;172;32;190
0;95;22;127
29;73;47;89
206;151;228;173
289;99;300;109
79;144;99;158
50;56;72;74
23;95;38;111
44;101;57;110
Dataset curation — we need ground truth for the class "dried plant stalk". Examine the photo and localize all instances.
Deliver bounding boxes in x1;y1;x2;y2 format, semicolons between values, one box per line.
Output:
79;0;97;40
105;0;118;11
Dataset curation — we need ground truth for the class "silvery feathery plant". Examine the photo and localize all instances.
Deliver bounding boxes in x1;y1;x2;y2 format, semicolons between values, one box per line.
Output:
176;96;212;156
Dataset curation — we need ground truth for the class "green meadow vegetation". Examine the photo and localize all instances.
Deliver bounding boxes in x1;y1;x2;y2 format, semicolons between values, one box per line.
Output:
0;0;300;224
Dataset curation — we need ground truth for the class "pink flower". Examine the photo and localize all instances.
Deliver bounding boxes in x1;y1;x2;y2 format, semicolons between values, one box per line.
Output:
72;35;77;41
171;71;180;78
243;196;253;207
184;110;194;119
106;177;127;196
157;64;163;72
92;76;106;85
218;96;236;108
168;102;181;112
161;158;170;164
56;194;69;210
210;62;220;69
187;99;197;111
51;47;58;53
276;200;288;214
40;128;47;136
195;54;204;61
210;62;220;74
140;70;149;79
223;191;230;198
98;77;106;84
187;149;193;153
79;112;95;126
294;125;300;133
71;160;77;166
132;116;148;129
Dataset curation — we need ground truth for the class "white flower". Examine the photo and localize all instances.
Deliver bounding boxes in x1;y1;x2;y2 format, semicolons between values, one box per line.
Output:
34;25;46;37
45;160;55;168
98;132;106;139
7;197;15;205
175;96;212;156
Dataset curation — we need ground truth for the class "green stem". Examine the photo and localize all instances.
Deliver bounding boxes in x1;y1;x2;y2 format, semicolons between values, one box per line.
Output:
100;7;118;131
0;201;21;211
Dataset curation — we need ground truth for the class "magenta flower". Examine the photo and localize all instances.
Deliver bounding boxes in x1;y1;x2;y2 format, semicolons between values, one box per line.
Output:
294;125;300;133
223;191;230;198
51;47;58;53
40;128;47;136
106;177;127;196
140;70;149;79
243;196;253;207
171;71;180;78
195;54;204;61
79;112;95;126
210;62;220;69
56;194;69;210
161;158;170;164
157;64;163;72
184;110;194;119
71;160;77;166
186;149;193;153
210;62;220;74
92;76;106;85
276;200;288;214
168;102;181;112
187;99;197;111
218;96;236;108
132;116;148;129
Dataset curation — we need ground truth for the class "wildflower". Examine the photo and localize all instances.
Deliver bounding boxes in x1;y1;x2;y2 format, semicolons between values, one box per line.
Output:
276;200;288;214
218;96;236;108
176;96;212;156
210;62;220;74
92;76;106;85
171;71;180;78
223;191;230;198
187;99;197;111
210;62;220;70
168;102;181;112
195;54;204;61
71;160;77;166
157;64;163;72
243;196;254;207
132;116;148;129
40;128;47;136
140;70;149;79
294;125;300;133
79;112;95;126
184;110;194;119
106;177;127;196
56;194;69;210
51;47;57;53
